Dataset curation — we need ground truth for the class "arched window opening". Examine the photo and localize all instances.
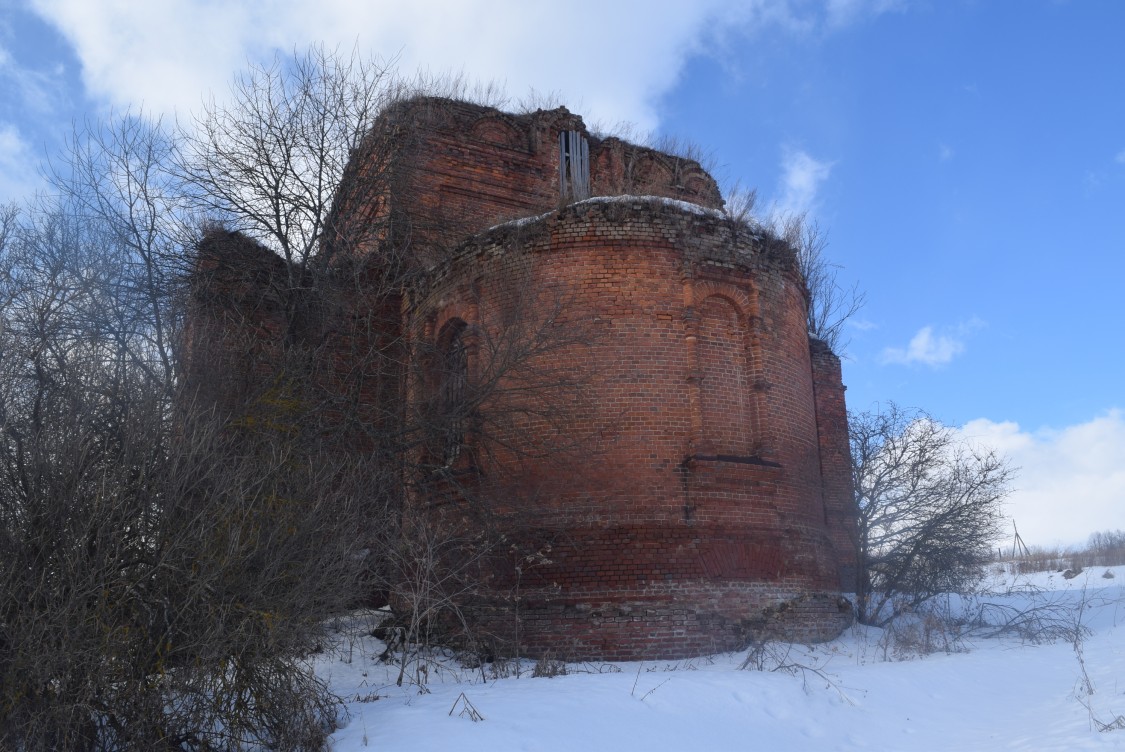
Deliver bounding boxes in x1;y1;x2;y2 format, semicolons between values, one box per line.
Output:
437;319;468;465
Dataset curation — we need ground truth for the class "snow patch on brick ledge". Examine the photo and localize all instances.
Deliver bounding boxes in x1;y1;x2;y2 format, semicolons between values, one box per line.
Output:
486;194;729;233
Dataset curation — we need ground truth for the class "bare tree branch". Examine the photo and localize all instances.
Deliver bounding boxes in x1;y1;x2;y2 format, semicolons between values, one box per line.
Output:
776;212;865;353
850;402;1013;626
720;190;864;354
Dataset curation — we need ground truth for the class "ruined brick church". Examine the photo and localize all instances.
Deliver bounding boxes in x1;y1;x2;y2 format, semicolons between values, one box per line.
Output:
192;97;858;660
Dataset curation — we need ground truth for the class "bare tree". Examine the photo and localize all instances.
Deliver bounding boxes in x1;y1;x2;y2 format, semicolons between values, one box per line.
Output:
0;43;608;746
776;212;865;353
47;114;190;393
0;55;397;745
0;202;17;252
850;402;1013;626
0;178;391;748
1079;530;1125;568
177;46;409;279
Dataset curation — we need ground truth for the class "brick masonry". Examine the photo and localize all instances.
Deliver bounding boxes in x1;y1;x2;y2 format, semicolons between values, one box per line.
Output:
191;97;859;661
408;197;856;659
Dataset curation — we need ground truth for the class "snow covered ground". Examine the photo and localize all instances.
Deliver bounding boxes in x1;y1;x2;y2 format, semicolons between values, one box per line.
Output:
318;566;1125;751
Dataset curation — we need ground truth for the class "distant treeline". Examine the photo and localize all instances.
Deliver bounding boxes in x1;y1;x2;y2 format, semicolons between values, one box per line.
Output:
993;529;1125;574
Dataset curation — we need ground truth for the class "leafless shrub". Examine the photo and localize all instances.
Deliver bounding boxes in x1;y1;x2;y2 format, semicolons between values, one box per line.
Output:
644;133;719;177
513;88;567;114
721;182;759;226
448;692;485;722
0;46;420;749
851;402;1013;626
378;506;500;687
718;195;863;354
0;210;376;749
531;653;568;678
880;602;972;660
737;596;807;670
740;637;855;703
964;599;1087;644
1065;585;1125;733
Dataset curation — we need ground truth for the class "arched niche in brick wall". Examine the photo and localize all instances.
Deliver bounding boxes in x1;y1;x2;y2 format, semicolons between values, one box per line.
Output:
697;294;753;457
627;153;673;195
678;166;710;197
469;114;527;151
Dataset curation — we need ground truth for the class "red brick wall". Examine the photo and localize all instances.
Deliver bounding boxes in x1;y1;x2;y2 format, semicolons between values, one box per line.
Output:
191;100;859;661
186;231;291;417
698;296;752;456
408;199;852;659
188;231;407;458
366;98;723;267
810;339;859;591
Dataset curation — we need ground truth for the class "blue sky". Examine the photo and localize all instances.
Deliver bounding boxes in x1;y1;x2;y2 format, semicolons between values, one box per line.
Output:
660;1;1125;430
1;0;1121;545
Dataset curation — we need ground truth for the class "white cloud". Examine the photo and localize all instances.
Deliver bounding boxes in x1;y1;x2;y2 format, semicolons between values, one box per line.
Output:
880;325;964;366
960;411;1125;548
28;1;905;134
28;0;745;131
880;318;983;367
0;123;42;203
0;38;68;116
1115;148;1125;165
772;147;833;217
939;143;954;161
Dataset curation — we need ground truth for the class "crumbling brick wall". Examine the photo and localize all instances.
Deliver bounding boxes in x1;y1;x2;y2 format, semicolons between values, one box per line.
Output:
186;230;291;418
810;339;860;591
369;97;722;267
190;98;859;661
408;198;853;659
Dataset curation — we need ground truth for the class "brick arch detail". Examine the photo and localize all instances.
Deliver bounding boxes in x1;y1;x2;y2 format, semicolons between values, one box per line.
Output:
682;279;765;457
691;279;756;319
469;113;528;151
434;317;470;465
435;315;468;346
696;294;752;455
434;303;476;340
434;300;482;387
